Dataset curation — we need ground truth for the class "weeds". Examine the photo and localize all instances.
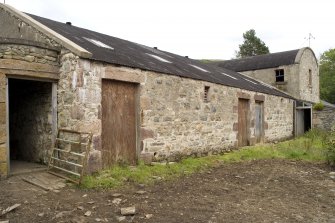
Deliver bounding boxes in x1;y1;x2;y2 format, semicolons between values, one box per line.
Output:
325;127;335;166
313;102;325;111
81;129;330;189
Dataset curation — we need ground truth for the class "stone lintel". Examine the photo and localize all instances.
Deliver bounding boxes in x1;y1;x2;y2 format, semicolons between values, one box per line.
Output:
104;67;145;84
237;92;251;100
3;70;59;80
0;59;59;80
254;94;265;102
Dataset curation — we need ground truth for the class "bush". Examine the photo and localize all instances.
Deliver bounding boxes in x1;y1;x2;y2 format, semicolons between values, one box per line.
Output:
325;128;335;166
313;102;325;111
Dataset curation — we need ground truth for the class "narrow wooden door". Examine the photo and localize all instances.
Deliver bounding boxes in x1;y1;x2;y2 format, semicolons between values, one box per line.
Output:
238;99;249;147
102;80;137;167
255;101;264;143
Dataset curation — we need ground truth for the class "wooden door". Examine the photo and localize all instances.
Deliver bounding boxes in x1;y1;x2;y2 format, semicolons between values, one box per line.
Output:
255;101;264;143
102;80;137;167
238;99;249;147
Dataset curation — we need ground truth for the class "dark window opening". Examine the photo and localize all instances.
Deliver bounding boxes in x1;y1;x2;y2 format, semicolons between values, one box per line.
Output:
308;69;312;86
204;86;210;103
275;69;284;82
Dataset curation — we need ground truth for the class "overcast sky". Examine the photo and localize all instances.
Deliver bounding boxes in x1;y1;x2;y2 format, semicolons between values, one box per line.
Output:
3;0;335;60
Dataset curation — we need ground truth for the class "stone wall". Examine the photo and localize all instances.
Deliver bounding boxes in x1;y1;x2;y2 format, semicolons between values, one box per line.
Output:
58;57;294;167
0;44;59;66
313;106;335;131
298;49;319;103
242;65;300;99
57;53;103;172
58;52;102;144
140;71;294;160
0;8;60;49
263;96;294;141
0;72;6;179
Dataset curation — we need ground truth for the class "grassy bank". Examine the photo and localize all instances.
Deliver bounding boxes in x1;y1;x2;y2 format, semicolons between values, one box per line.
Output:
81;129;329;189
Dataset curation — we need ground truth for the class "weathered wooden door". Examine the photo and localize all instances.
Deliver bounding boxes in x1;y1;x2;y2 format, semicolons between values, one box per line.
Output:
255;101;264;143
238;99;249;147
102;80;137;167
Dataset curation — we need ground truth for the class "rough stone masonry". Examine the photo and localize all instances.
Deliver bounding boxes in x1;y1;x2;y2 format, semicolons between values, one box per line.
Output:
313;106;335;131
0;43;59;178
0;72;6;179
58;55;294;167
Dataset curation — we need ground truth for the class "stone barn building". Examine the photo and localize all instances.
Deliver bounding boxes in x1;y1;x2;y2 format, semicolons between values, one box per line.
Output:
212;48;320;136
0;4;295;179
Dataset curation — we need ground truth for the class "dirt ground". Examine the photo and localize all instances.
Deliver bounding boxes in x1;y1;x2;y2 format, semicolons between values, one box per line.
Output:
0;159;334;223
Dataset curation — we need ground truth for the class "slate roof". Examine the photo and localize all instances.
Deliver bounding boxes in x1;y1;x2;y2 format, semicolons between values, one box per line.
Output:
27;13;293;99
211;50;300;72
321;100;335;108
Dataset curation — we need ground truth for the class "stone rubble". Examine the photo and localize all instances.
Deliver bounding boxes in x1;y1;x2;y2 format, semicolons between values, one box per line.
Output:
120;206;136;216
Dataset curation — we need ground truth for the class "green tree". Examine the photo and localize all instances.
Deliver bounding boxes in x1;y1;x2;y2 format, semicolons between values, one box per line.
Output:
320;49;335;104
236;29;270;58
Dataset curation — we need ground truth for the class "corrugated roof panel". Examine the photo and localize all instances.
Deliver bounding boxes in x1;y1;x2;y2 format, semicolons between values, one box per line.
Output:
27;13;293;99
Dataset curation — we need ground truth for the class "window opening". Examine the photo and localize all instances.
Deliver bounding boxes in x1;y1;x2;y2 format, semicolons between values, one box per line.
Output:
204;86;210;103
308;69;312;86
275;69;284;82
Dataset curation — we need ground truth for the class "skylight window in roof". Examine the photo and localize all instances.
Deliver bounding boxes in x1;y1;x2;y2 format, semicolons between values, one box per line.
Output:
221;72;237;80
189;64;210;73
83;37;114;49
145;53;172;63
244;78;258;85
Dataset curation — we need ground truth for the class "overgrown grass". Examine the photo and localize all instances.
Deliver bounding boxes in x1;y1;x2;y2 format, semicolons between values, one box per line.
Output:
81;129;329;189
324;127;335;166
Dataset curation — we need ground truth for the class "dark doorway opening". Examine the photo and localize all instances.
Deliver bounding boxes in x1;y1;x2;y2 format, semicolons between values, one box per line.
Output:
303;109;311;132
296;108;312;136
8;78;53;173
